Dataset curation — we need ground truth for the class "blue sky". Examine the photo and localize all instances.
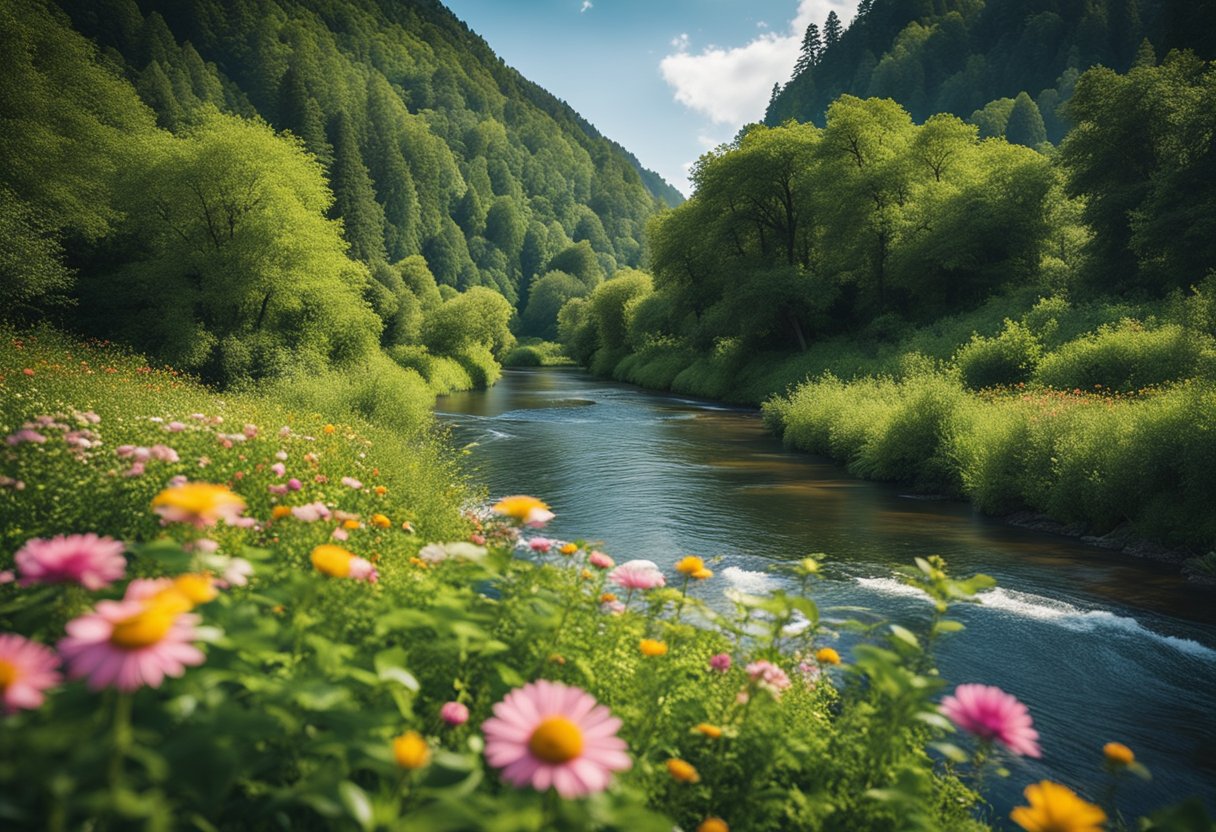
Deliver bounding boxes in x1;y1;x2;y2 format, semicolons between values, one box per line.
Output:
443;0;859;196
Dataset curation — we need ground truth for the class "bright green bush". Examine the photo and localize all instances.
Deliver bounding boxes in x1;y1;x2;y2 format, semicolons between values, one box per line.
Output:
954;320;1042;390
502;340;574;368
1034;321;1214;392
386;344;476;395
453;343;502;389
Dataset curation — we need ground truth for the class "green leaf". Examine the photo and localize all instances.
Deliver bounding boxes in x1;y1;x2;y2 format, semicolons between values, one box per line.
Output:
932;620;965;635
929;742;968;763
889;624;920;649
375;648;420;691
338;781;373;831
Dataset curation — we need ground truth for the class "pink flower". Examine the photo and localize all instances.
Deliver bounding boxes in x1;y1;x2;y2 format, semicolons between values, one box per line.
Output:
529;538;554;553
709;653;732;673
0;634;61;713
588;551;614;570
601;600;626;615
746;660;792;698
6;429;46;445
940;684;1042;758
13;534;126;590
341;476;363;490
149;444;179;463
441;701;470;726
270;462;286;477
483;680;631;797
291;502;331;522
243;423;258;438
348;557;378;583
167;421;185;432
268;484;288;496
608;559;666;591
279;426;292;438
58;599;204;692
123;462;146;478
331;527;349;541
287;478;302;491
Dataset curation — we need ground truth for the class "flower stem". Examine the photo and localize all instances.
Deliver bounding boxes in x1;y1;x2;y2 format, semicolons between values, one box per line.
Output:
109;692;134;786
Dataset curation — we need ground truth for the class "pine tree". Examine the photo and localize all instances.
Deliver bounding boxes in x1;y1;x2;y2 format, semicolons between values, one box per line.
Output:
824;11;842;49
768;82;781;110
1132;37;1156;68
1005;91;1047;148
328;111;387;264
278;59;332;168
793;23;821;77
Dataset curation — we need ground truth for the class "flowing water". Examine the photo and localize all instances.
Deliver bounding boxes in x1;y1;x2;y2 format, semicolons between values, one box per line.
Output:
437;367;1216;822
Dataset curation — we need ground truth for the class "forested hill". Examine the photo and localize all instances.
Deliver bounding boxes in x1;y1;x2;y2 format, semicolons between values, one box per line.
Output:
766;0;1216;144
58;0;680;299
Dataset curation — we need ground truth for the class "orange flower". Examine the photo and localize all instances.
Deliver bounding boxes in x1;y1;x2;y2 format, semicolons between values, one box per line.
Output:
271;505;293;520
815;647;841;665
370;513;391;529
599;592;618;604
559;542;579;556
698;819;729;832
373;485;388;496
1103;742;1134;766
694;723;722;739
1010;781;1106;832
342;519;361;530
639;639;668;657
666;758;700;783
323;424;336;434
393;731;429;769
675;555;704;576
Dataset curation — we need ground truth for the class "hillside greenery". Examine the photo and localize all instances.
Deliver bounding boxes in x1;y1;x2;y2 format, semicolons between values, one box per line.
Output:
767;0;1216;145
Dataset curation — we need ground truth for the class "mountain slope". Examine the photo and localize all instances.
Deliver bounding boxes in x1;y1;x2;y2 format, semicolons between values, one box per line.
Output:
766;0;1216;143
60;0;680;305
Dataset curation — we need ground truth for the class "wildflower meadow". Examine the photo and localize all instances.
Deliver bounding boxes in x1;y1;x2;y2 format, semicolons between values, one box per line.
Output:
0;331;1207;830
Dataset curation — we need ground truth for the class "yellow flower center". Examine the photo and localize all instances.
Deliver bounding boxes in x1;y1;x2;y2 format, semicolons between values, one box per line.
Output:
110;604;178;649
528;716;584;764
0;658;21;688
311;544;354;577
165;574;217;607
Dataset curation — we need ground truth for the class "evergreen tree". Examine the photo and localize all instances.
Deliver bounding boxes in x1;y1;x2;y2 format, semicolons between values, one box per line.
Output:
823;11;842;49
328;111;387;264
1005;91;1047;147
278;59;332;168
769;82;782;110
794;24;822;77
1133;37;1156;68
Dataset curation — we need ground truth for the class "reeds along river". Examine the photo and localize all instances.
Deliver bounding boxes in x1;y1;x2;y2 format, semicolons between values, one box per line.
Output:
436;367;1216;821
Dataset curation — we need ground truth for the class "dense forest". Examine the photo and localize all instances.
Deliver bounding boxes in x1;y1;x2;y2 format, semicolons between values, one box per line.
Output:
2;0;678;391
767;0;1216;144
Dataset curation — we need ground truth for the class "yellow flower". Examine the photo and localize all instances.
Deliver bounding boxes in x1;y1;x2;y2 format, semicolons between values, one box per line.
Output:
109;603;179;649
271;505;293;521
392;731;430;769
370;513;391;529
342;518;361;530
676;555;704;576
373;485;388;496
491;495;552;525
600;592;618;604
666;758;700;783
151;483;245;527
815;647;841;665
1103;742;1134;766
698;819;729;832
548;653;566;665
323;424;336;434
559;542;579;556
692;567;713;580
311;544;355;578
408;556;428;569
639;639;668;657
694;723;722;739
401;521;415;533
1010;781;1107;832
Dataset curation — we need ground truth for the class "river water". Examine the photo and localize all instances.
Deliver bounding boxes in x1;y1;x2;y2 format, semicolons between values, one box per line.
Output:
437;367;1216;821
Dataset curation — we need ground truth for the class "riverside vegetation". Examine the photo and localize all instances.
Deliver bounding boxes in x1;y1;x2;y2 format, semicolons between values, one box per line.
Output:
0;330;1208;831
557;51;1216;568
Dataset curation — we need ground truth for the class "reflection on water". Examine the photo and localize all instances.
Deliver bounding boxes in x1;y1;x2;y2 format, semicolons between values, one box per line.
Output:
437;368;1216;819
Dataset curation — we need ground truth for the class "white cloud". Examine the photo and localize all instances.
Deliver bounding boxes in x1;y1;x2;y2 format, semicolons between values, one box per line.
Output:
580;0;592;12
659;1;857;125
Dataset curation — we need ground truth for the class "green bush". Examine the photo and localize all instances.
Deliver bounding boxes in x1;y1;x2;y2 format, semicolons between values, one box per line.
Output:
386;344;476;395
453;343;502;389
955;320;1042;390
1034;321;1214;392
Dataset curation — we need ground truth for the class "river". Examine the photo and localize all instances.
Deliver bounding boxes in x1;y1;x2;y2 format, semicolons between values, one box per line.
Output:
437;367;1216;822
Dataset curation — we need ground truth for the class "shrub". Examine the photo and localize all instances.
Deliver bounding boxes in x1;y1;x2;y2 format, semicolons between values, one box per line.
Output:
1034;321;1214;392
955;320;1042;390
386;344;475;395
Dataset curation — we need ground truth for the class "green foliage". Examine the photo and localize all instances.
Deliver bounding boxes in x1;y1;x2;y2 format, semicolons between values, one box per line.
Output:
386;345;475;396
76;109;381;385
1034;321;1215;393
502;340;573;368
547;241;604;291
955;320;1042;390
1062;54;1216;293
520;271;587;340
422;287;516;361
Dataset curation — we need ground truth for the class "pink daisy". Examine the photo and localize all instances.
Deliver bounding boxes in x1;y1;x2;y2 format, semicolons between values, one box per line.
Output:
588;551;614;570
607;559;666;591
58;599;204;692
528;537;554;554
0;634;61;713
482;680;631;798
940;684;1042;758
13;534;126;590
709;653;732;672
